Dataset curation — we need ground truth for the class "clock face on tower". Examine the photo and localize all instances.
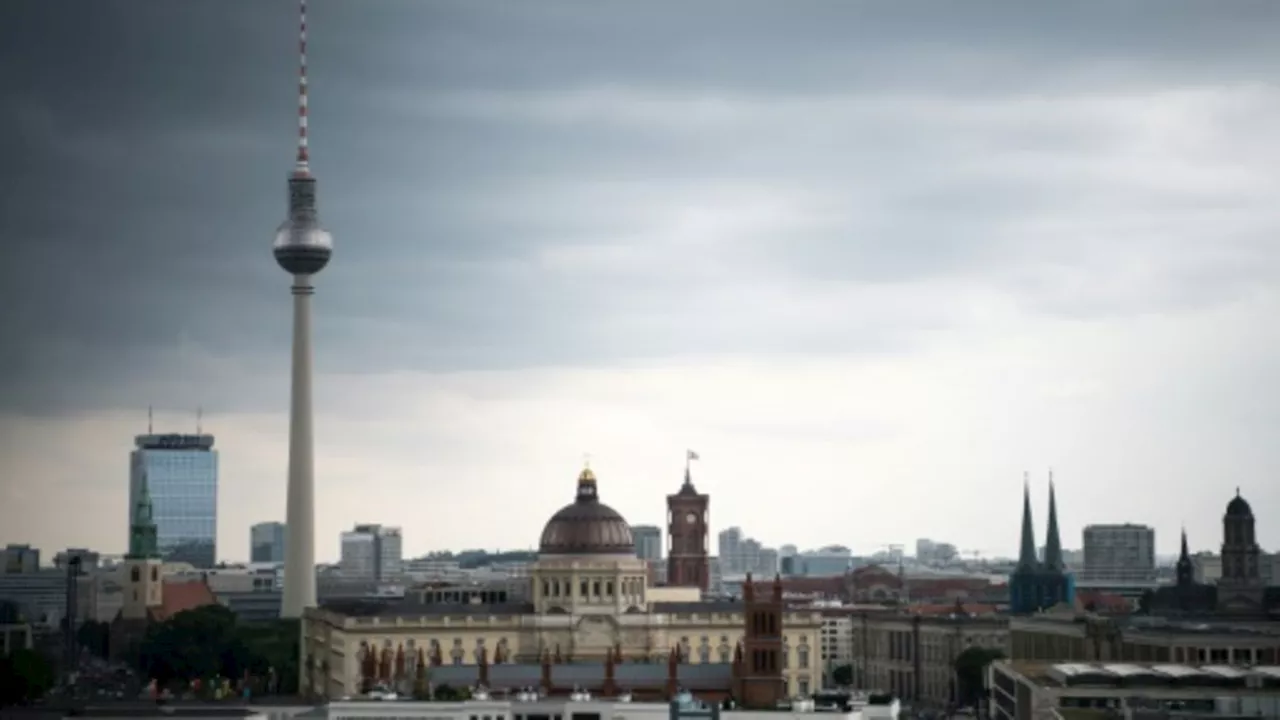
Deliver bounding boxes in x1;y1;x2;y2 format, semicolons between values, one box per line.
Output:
685;512;697;524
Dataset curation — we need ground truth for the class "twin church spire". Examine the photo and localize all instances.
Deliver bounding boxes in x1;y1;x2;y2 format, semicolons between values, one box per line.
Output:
1016;471;1064;571
1010;471;1074;614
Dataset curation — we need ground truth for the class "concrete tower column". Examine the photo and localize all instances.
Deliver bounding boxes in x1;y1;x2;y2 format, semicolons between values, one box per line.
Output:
282;273;317;617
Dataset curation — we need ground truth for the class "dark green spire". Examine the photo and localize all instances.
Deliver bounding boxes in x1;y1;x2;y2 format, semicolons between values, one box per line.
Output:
1043;474;1064;572
128;473;160;560
1017;474;1038;569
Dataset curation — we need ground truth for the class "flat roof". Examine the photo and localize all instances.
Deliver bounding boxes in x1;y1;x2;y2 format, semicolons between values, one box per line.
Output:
1004;661;1280;692
1017;613;1280;638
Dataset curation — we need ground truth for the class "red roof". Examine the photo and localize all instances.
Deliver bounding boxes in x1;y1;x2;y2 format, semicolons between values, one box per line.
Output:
1075;590;1131;614
906;577;991;598
151;580;218;622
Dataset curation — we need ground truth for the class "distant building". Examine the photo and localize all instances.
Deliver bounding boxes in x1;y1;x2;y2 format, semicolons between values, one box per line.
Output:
719;527;743;569
798;547;852;577
0;545;39;574
1009;481;1074;614
915;538;958;565
717;527;780;577
340;524;403;581
632;524;662;561
0;570;66;629
250;522;287;563
1009;611;1280;665
130;432;219;568
849;605;1008;706
54;548;100;572
1082;523;1156;583
1144;491;1280;617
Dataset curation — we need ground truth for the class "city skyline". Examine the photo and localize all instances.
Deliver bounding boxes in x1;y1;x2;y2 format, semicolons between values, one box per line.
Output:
2;1;1279;563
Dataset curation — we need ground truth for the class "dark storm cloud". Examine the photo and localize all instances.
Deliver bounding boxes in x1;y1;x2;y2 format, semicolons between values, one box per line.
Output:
3;0;1280;414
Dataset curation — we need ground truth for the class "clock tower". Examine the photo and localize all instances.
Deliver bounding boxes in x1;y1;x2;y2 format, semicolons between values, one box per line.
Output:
666;459;709;591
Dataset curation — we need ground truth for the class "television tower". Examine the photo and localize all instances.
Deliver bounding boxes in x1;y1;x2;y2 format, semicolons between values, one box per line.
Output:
275;0;331;619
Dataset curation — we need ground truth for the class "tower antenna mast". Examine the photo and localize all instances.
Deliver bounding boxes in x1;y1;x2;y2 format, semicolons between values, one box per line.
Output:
294;0;310;177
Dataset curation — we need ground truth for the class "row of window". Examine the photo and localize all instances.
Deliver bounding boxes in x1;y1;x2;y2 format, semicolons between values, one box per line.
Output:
540;576;643;600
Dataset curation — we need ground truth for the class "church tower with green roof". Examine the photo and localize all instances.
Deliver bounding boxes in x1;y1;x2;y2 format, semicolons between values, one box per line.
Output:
121;473;163;619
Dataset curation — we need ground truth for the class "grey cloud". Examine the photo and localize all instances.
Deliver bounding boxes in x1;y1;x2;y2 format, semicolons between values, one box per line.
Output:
4;0;1280;414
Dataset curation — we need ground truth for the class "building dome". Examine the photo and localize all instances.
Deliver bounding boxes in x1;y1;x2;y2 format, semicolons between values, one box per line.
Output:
539;467;635;555
1226;491;1253;518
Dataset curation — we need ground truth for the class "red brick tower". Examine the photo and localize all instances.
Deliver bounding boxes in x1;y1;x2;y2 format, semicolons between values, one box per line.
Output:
733;573;787;708
666;453;709;591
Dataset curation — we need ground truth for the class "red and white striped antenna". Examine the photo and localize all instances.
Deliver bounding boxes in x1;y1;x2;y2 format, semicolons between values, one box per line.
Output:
294;0;311;178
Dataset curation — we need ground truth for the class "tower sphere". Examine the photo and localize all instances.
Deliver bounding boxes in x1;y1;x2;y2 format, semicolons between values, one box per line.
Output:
274;219;332;276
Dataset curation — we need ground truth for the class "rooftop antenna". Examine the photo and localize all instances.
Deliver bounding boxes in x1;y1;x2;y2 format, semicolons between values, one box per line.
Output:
196;406;203;435
147;406;153;434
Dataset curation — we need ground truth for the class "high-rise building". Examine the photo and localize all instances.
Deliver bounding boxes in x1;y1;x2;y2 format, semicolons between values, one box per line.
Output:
0;545;39;574
251;522;287;564
719;527;743;571
631;525;662;561
130;433;218;568
339;524;403;582
1082;523;1156;583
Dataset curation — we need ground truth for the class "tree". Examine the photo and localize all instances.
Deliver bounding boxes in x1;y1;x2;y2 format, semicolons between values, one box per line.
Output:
0;648;56;706
832;663;854;687
953;646;1004;706
78;620;111;658
130;606;298;695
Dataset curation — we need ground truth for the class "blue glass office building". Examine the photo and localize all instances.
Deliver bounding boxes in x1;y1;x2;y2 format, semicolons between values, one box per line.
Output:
130;434;218;568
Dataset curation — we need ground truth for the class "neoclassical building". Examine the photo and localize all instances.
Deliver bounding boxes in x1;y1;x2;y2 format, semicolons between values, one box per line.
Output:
302;466;823;700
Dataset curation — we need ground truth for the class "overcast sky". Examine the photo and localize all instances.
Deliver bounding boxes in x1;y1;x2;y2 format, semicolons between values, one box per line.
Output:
2;0;1278;564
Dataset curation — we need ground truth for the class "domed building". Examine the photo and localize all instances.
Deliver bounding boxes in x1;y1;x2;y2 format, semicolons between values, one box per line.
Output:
532;468;651;616
301;463;823;704
1144;489;1280;618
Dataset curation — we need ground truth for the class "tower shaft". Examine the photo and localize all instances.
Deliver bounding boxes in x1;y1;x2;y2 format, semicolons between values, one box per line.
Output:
281;274;317;617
